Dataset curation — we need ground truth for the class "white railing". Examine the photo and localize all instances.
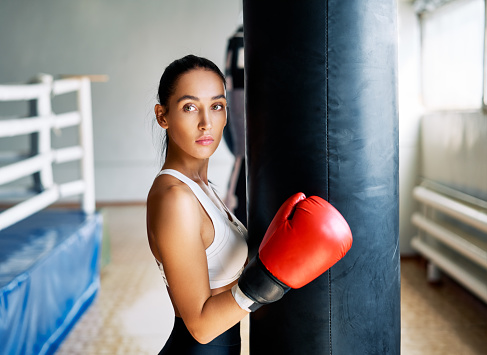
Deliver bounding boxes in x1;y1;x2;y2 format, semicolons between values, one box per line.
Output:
0;74;95;231
411;184;487;303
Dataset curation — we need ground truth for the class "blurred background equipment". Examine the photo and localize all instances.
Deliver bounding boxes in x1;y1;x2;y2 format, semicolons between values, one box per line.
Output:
223;23;247;226
0;75;103;355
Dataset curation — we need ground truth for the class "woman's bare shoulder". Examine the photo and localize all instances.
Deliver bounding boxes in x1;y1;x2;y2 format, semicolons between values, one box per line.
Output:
147;174;201;236
148;174;194;204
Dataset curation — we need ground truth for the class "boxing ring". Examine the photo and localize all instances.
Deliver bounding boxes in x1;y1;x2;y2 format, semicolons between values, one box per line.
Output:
0;75;102;354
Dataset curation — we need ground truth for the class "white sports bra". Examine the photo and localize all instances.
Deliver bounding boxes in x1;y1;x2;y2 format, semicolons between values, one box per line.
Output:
155;169;248;289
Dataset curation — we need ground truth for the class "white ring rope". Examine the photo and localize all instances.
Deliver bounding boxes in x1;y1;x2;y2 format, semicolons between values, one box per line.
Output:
0;74;95;231
0;112;81;137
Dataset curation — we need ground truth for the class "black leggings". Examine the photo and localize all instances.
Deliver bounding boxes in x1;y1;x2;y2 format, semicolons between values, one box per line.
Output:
159;317;241;355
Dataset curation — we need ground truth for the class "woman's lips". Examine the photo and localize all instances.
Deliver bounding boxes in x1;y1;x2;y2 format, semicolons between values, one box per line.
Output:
196;135;214;146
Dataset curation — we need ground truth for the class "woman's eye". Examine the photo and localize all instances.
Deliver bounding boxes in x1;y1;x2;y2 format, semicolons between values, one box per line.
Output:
183;104;196;112
212;104;223;110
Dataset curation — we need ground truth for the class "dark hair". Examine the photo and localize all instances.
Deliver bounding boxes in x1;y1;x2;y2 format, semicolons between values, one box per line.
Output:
155;55;226;163
157;54;226;108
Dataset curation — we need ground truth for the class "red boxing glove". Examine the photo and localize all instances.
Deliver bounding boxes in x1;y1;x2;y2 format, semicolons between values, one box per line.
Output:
259;192;353;288
232;193;353;312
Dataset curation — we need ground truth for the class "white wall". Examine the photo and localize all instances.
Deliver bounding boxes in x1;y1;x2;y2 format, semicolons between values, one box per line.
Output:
0;0;239;201
397;1;423;255
1;0;423;255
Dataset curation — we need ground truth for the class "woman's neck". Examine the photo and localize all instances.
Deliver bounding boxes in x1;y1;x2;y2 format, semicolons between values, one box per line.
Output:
162;155;210;185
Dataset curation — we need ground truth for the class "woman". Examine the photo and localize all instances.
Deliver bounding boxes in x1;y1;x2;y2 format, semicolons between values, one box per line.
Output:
147;55;249;354
146;55;353;354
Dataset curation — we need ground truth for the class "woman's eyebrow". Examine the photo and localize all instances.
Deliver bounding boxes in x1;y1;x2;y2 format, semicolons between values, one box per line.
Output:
176;94;226;103
211;94;226;101
176;95;199;103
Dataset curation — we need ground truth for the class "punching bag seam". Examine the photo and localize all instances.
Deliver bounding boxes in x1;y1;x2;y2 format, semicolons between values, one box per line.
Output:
325;1;332;354
329;269;332;355
325;4;330;203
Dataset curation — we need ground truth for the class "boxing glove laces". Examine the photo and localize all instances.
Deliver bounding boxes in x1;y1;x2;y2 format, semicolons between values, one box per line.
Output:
232;192;353;312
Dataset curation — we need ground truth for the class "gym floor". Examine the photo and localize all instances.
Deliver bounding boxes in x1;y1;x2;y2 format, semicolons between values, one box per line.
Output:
55;205;487;355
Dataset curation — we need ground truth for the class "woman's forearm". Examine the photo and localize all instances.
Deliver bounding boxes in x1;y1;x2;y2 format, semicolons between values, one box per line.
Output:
184;289;248;344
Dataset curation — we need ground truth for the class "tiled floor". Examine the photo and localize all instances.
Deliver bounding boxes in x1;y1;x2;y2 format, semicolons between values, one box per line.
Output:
56;206;487;354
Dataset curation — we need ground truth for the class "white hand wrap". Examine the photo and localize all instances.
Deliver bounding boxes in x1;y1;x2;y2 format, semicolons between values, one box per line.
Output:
231;284;253;312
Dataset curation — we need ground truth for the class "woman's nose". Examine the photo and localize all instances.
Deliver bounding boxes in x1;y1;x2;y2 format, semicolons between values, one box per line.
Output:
199;111;212;130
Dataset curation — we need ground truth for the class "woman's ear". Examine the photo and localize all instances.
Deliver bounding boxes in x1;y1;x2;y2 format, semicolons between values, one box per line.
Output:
155;104;168;129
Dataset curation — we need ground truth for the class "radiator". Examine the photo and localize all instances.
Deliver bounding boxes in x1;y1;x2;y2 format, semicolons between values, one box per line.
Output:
411;183;487;303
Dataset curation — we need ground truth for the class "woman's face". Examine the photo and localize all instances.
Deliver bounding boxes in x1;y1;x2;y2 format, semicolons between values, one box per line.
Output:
156;69;227;161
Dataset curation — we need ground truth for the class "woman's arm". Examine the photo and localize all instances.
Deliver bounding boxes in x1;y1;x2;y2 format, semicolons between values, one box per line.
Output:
147;184;248;344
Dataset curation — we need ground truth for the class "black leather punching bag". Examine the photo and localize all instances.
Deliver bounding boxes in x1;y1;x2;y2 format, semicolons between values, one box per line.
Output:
243;1;400;354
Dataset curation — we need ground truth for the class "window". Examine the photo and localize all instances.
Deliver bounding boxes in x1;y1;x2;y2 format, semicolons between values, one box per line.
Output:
418;0;485;110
